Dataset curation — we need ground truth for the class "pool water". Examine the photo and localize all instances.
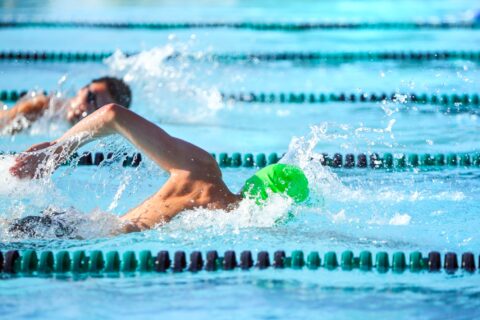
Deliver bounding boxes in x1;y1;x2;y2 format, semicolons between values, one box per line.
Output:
0;1;480;319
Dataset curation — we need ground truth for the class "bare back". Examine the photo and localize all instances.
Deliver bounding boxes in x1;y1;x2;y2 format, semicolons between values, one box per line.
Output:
120;163;241;231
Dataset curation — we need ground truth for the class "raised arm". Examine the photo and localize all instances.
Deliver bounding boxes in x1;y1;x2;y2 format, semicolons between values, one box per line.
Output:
10;103;217;178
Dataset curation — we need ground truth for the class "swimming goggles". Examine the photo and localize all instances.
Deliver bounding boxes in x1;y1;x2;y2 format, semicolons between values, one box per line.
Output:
86;87;98;110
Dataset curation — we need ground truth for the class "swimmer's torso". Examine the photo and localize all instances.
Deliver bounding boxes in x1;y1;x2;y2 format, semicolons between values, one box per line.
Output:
120;170;241;231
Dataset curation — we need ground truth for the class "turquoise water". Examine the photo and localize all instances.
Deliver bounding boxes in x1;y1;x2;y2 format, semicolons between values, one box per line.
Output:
1;1;480;319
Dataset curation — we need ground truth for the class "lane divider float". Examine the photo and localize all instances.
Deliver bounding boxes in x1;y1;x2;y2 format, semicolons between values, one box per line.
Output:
0;20;478;31
0;249;476;277
1;50;480;63
2;89;480;107
2;151;480;169
222;92;480;106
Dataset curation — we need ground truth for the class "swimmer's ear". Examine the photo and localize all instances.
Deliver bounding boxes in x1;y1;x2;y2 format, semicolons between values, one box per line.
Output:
25;141;54;153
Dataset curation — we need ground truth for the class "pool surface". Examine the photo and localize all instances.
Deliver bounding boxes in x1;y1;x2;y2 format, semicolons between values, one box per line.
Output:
0;1;480;319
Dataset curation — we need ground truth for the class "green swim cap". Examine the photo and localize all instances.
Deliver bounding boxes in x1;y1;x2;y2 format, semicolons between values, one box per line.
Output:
241;164;309;204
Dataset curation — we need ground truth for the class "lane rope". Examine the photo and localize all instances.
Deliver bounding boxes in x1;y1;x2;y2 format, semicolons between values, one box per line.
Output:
1;50;479;63
0;249;476;276
2;151;480;169
2;89;480;107
0;20;479;30
221;92;480;106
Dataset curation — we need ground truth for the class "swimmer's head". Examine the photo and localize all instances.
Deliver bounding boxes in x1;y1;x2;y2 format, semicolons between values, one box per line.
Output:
67;76;132;124
241;164;309;204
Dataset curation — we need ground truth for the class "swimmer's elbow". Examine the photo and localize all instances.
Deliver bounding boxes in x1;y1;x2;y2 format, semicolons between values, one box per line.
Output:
96;103;128;131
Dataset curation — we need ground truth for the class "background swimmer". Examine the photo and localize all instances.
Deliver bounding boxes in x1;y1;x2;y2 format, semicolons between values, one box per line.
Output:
0;76;132;133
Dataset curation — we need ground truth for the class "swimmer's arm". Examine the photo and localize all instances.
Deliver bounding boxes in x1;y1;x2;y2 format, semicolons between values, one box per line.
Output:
11;103;218;178
54;103;216;173
10;104;119;178
0;95;49;123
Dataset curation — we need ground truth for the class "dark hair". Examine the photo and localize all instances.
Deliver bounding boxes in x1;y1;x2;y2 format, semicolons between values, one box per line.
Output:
91;76;132;108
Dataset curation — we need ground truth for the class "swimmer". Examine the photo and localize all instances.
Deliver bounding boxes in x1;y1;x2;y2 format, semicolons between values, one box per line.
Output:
8;104;309;235
0;76;131;133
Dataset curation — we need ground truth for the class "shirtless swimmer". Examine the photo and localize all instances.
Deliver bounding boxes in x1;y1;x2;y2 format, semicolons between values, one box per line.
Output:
8;103;309;235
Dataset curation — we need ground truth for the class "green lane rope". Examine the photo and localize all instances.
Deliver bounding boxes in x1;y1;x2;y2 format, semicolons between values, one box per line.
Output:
0;51;113;62
2;151;480;169
0;20;479;30
212;152;480;169
1;50;480;63
222;92;480;106
2;89;480;107
0;249;476;277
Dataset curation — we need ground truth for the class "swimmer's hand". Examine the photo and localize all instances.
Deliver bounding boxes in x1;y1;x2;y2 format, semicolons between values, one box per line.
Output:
9;141;63;179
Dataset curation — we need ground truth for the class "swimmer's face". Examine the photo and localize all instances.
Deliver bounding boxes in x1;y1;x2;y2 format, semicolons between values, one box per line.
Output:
67;81;114;124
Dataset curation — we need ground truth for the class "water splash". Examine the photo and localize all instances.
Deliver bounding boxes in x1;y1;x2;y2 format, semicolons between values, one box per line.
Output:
0;156;58;206
108;174;132;211
0;85;72;137
277;123;467;227
159;126;339;234
280;124;344;203
166;194;293;234
0;150;124;240
105;46;224;123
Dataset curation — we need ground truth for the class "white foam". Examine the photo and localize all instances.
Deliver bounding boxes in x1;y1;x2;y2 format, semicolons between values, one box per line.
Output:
105;47;224;123
388;213;412;226
332;209;347;223
0;156;45;197
72;209;123;239
280;124;344;204
164;194;295;232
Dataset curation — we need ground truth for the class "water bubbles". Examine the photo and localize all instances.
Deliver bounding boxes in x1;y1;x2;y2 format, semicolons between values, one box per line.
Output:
384;119;396;134
57;74;68;86
393;93;408;103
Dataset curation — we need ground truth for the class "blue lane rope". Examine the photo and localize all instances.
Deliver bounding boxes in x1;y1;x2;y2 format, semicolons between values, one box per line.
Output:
0;50;479;63
0;20;478;30
0;249;476;276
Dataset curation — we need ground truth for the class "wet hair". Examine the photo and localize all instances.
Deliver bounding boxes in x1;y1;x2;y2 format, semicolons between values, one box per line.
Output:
91;76;132;108
8;211;76;238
